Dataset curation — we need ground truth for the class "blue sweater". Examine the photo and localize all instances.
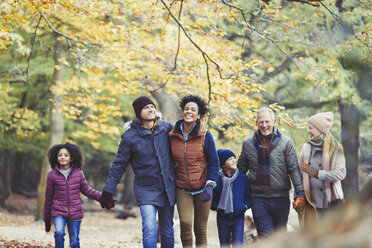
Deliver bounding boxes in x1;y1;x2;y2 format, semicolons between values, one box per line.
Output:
211;170;251;220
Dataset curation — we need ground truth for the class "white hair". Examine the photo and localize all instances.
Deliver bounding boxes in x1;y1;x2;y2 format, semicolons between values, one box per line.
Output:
256;107;275;121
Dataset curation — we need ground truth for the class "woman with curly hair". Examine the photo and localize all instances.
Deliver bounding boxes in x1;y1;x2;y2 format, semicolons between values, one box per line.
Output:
43;142;102;248
169;95;219;247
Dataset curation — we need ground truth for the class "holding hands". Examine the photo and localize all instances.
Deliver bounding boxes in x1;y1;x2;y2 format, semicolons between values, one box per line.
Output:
100;191;117;210
301;163;319;178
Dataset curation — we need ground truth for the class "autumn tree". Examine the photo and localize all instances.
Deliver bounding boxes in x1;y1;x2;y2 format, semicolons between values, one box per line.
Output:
1;0;370;212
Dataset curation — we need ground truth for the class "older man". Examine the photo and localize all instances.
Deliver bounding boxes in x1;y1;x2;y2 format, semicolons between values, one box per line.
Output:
237;107;305;238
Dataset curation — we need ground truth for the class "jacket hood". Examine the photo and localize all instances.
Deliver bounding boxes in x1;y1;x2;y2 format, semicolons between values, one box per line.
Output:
123;111;163;131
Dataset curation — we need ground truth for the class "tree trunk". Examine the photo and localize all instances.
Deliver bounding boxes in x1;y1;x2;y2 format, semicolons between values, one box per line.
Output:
338;100;360;200
144;78;179;124
0;151;10;207
152;91;178;124
36;35;67;220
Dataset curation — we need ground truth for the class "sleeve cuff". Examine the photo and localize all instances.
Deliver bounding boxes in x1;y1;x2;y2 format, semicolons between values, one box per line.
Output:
318;170;326;180
206;180;217;189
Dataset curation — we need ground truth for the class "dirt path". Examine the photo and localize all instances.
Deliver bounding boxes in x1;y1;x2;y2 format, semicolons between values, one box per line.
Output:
0;194;221;247
0;194;300;247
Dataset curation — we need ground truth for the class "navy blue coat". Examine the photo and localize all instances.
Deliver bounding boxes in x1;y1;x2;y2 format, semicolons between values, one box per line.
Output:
211;170;251;220
103;119;176;207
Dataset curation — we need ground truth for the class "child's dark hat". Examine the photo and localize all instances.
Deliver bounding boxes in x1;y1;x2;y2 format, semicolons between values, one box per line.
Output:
217;149;236;167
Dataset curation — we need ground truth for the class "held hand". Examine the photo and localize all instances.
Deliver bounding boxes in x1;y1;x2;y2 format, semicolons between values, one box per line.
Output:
100;191;116;210
301;163;319;178
44;220;51;232
292;197;306;214
102;198;117;210
201;184;213;202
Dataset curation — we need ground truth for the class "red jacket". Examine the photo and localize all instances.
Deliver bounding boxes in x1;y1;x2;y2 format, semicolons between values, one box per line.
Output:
44;167;101;221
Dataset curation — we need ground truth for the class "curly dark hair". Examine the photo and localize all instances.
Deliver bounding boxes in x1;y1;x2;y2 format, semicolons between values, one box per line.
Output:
48;142;84;169
180;95;209;119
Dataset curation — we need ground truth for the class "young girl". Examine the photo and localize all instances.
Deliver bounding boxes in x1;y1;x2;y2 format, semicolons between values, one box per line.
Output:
43;142;102;248
211;149;251;247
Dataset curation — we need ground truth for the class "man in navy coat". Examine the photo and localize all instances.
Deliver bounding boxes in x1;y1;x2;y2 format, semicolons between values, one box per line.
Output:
100;96;176;248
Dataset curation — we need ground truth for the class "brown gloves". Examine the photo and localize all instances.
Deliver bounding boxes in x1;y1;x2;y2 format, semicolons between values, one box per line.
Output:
292;197;306;214
301;163;319;178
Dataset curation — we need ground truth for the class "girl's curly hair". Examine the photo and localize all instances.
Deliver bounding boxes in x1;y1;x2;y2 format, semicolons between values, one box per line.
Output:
180;95;209;119
48;142;84;169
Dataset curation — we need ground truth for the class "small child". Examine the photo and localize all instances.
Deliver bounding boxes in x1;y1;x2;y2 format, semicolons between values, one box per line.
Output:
43;142;102;248
211;149;251;247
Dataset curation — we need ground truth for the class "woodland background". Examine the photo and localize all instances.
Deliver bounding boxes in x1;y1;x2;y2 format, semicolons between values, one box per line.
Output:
0;0;371;227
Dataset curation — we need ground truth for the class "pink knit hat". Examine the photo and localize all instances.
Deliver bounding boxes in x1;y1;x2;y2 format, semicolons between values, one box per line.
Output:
308;112;334;134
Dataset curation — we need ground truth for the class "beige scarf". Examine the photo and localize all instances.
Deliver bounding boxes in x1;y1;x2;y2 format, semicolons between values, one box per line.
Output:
300;132;346;203
298;132;346;226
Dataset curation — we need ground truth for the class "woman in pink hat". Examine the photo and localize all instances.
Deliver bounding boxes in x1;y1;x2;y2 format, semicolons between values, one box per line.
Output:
298;112;346;226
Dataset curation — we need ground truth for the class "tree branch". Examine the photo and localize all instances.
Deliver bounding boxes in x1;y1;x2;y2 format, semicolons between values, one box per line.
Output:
40;12;74;43
211;92;245;125
269;99;333;109
26;14;42;83
171;0;183;72
258;52;305;83
203;54;212;104
219;0;301;71
159;0;231;80
319;2;370;48
286;0;320;7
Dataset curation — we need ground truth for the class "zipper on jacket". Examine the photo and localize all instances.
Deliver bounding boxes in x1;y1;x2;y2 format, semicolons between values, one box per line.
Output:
66;173;71;219
196;161;205;170
197;162;206;179
184;141;191;190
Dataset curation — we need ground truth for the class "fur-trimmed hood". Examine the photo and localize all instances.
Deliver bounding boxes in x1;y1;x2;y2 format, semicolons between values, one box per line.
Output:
123;111;163;131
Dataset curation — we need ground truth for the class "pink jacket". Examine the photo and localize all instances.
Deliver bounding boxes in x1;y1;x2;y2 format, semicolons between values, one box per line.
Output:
43;167;101;221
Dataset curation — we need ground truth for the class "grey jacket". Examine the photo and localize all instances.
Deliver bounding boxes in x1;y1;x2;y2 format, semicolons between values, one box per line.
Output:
237;128;305;198
308;141;346;208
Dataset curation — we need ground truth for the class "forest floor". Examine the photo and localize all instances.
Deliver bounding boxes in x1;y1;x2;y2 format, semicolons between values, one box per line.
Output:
0;194;300;247
0;194;220;247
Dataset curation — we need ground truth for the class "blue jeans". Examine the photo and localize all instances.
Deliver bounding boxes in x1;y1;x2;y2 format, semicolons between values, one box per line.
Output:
217;215;244;247
251;197;290;238
140;204;175;248
53;216;81;248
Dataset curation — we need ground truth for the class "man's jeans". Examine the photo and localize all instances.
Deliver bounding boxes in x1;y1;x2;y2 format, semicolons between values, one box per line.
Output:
53;216;81;248
217;215;244;247
251;197;290;238
140;204;175;248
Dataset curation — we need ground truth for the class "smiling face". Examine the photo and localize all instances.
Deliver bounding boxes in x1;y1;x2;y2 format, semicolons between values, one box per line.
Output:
140;104;156;122
256;110;276;137
57;148;72;169
307;122;322;142
182;101;200;124
223;156;237;171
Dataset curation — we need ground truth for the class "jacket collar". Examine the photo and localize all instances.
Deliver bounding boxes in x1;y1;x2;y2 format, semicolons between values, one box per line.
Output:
55;166;76;173
173;118;202;137
131;117;165;137
254;126;279;144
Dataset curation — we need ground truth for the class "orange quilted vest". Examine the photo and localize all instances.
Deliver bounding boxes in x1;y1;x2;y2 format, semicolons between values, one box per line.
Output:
169;123;207;191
